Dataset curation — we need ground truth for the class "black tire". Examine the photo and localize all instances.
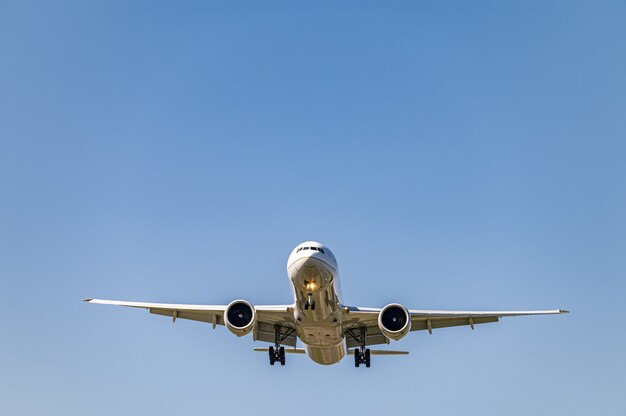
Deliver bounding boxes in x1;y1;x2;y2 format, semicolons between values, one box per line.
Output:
365;349;371;368
269;346;275;365
279;347;285;366
354;350;360;367
304;301;309;310
311;301;316;311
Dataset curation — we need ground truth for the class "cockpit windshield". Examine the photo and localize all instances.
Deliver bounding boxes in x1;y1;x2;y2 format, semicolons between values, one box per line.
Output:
296;247;325;254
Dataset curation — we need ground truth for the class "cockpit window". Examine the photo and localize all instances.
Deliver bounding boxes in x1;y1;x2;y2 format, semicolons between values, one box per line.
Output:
297;246;324;254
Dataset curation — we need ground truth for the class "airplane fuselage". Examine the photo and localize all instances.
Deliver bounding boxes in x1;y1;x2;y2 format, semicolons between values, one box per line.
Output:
287;241;345;364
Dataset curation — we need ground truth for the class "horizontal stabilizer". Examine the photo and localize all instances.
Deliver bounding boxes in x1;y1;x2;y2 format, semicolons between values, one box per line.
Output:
348;349;409;356
254;348;409;356
253;348;306;354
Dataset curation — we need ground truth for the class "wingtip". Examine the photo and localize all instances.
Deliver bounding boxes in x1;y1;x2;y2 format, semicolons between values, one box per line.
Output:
559;309;570;314
83;298;93;302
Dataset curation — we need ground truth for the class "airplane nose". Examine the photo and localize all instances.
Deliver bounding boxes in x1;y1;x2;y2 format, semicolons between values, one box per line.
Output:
291;256;333;291
301;254;320;266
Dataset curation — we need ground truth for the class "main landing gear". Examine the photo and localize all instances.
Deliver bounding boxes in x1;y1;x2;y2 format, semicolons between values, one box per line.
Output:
354;347;371;368
269;346;285;366
304;292;316;310
268;325;295;366
347;327;371;368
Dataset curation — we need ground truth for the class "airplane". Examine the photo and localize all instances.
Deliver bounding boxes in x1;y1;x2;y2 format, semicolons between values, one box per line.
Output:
85;241;568;367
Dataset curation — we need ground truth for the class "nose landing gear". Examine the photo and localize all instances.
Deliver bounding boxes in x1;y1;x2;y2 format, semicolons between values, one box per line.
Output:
304;292;316;310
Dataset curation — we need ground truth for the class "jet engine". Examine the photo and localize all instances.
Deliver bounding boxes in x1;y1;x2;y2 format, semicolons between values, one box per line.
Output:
378;303;411;341
224;300;256;336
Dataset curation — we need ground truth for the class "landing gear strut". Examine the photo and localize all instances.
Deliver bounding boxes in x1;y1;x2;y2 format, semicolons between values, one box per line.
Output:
349;327;371;368
268;325;294;366
304;292;316;310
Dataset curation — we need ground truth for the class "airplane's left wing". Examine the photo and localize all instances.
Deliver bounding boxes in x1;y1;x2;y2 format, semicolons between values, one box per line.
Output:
343;306;568;348
84;298;297;346
407;309;568;333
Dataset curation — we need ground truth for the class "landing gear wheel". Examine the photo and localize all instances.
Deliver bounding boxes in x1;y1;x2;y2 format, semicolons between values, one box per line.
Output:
352;327;371;368
310;301;316;310
354;347;370;368
304;301;309;310
269;346;275;365
268;325;294;367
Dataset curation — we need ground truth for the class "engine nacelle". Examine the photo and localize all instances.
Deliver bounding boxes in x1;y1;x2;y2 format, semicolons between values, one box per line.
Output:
224;300;256;337
378;303;411;341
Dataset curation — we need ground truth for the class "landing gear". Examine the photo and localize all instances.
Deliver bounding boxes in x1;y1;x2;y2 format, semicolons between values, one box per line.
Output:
304;292;316;310
269;346;285;366
354;347;371;368
279;347;285;365
268;325;294;366
348;327;371;368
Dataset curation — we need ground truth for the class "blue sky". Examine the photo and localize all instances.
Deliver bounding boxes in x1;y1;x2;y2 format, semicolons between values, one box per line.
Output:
1;1;625;415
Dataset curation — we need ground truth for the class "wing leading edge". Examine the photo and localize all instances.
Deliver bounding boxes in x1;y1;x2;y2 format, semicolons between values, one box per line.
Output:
84;298;228;326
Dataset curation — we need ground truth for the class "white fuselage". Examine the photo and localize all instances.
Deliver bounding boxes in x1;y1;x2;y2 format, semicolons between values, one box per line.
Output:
287;241;345;365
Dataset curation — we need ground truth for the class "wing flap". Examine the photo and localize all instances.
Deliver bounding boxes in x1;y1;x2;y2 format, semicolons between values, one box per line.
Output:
149;308;225;325
411;315;499;331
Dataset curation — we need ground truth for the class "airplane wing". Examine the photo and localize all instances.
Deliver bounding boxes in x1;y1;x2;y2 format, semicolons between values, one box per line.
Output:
342;306;568;348
84;298;298;346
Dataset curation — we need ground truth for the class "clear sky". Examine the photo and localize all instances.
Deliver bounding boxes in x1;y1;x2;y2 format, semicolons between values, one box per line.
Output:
1;1;625;415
